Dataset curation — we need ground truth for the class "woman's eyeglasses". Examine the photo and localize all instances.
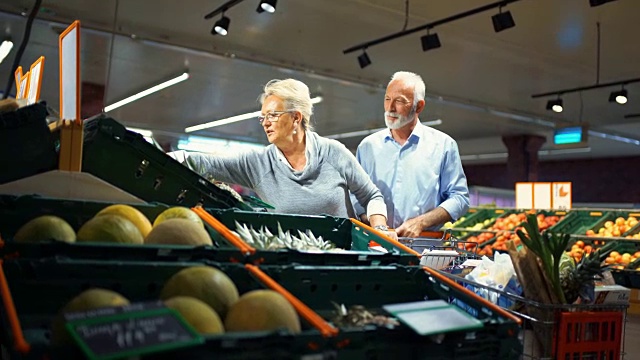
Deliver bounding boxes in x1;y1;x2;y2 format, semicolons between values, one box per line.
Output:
258;110;293;124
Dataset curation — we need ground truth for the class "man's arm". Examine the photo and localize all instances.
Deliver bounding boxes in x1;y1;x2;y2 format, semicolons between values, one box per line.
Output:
395;206;452;238
396;139;469;238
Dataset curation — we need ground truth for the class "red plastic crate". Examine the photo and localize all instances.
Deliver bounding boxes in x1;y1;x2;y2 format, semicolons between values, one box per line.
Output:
555;311;624;359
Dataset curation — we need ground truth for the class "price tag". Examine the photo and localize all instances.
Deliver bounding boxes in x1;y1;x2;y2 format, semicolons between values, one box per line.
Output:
65;301;203;360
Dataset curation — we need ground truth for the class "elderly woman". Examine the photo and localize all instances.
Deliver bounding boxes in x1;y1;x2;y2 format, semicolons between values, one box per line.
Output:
180;78;392;232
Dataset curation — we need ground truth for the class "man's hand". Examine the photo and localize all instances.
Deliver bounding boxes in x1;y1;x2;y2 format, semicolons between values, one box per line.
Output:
383;230;398;241
395;216;425;238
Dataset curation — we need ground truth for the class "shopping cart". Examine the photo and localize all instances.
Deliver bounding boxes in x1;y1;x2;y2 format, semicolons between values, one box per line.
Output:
438;270;628;360
398;230;481;270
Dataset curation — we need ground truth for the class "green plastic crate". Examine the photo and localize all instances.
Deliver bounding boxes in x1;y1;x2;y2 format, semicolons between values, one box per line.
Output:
207;208;420;266
0;259;521;359
546;210;610;235
587;211;640;237
81;115;253;211
0;194;245;262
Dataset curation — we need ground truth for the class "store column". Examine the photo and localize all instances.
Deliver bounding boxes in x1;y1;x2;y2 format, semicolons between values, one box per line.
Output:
81;82;105;119
501;135;546;187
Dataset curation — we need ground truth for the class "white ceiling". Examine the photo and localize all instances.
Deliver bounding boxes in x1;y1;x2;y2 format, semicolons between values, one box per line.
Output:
1;0;639;164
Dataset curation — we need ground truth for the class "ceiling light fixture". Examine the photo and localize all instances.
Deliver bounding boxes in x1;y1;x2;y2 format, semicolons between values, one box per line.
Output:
546;98;563;113
0;40;13;64
326;119;442;140
257;0;277;13
343;0;522;66
533;22;638;109
358;50;371;69
212;14;231;36
104;72;189;112
420;32;441;51
185;96;324;133
589;0;618;7
609;88;627;105
491;7;515;32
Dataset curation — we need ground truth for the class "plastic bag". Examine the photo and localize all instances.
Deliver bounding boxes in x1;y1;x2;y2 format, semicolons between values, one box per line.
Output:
464;252;521;307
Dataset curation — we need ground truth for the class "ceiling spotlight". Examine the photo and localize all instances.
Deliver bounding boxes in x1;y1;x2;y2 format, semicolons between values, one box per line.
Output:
257;0;277;13
358;50;371;69
212;15;230;36
546;98;563;113
589;0;618;7
609;89;628;104
420;32;441;51
492;8;515;32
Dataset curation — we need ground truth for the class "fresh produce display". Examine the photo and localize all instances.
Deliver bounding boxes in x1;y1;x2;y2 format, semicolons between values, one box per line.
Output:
516;214;618;304
560;242;617;304
231;221;342;251
225;289;301;334
49;265;304;350
467;213;564;256
8;204;215;246
585;216;639;238
145;218;213;246
330;302;400;327
13;215;76;243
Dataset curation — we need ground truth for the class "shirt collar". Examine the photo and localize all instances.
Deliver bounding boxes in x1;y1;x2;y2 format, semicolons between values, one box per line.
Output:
383;120;424;144
275;132;311;171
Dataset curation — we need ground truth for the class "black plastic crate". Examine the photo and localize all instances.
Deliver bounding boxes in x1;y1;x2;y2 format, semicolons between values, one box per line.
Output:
81;115;252;211
0;259;521;360
0;103;57;184
0;194;244;262
207;208;421;266
0;259;333;360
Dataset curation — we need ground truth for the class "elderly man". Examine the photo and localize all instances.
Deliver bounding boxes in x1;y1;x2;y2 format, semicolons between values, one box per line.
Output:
353;71;470;238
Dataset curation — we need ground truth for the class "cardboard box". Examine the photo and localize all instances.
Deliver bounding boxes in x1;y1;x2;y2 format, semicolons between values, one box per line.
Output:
594;285;630;305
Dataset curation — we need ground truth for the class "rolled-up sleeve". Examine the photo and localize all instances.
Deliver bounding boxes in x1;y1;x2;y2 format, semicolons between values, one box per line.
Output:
438;141;470;221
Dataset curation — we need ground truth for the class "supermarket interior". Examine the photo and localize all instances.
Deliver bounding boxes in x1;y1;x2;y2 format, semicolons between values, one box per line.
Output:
0;0;640;359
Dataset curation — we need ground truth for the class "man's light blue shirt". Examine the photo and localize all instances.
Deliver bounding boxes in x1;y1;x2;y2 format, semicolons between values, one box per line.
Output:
353;122;470;230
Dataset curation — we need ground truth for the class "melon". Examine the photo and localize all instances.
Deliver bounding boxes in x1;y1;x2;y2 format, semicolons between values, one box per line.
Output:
13;215;76;243
153;207;203;227
164;296;224;334
224;290;301;334
77;214;144;244
51;288;130;345
160;266;239;318
144;219;212;246
96;204;152;238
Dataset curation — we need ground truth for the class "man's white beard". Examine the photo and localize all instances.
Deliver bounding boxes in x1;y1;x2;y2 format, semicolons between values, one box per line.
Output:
385;110;415;130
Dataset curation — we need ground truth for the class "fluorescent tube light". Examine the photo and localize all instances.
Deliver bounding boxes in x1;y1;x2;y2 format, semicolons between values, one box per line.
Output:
104;72;189;112
0;40;13;64
326;119;442;140
177;135;264;153
185;96;324;133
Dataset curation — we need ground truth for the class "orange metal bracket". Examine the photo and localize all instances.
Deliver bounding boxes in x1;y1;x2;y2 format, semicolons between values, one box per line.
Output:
245;264;339;337
0;260;31;354
191;207;256;255
350;218;421;257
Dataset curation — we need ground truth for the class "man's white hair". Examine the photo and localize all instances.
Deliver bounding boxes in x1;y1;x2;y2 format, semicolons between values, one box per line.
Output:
389;71;426;107
259;78;314;131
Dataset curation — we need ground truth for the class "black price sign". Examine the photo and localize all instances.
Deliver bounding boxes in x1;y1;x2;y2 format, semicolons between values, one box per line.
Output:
65;302;203;360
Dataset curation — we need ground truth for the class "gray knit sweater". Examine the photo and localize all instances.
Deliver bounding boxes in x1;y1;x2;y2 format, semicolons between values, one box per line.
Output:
182;131;387;219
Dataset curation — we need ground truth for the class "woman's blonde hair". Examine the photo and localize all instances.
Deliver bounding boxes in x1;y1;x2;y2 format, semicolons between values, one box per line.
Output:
259;79;314;131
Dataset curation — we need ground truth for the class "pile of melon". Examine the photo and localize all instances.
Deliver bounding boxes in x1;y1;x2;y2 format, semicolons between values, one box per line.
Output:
12;204;212;246
51;265;301;345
